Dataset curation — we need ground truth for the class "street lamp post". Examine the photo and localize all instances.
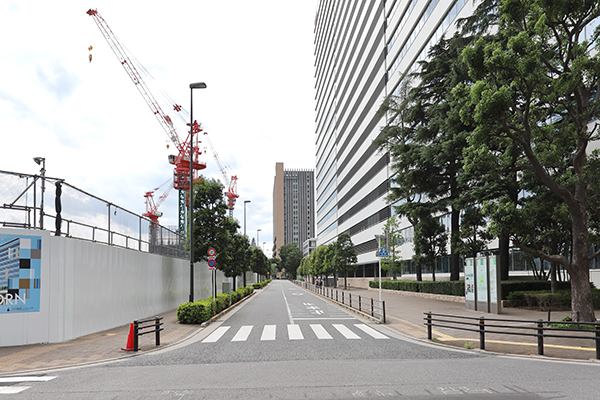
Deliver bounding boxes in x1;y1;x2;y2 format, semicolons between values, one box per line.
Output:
33;157;45;229
189;82;206;303
244;200;251;236
257;229;261;247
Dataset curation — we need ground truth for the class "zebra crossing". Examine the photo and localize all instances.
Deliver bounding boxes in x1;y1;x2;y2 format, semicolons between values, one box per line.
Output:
201;323;389;343
0;376;56;395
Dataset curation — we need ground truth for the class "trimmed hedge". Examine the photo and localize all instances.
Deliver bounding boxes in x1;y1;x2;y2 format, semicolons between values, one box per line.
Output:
507;288;600;309
369;279;464;296
368;279;583;301
253;279;272;289
177;285;256;324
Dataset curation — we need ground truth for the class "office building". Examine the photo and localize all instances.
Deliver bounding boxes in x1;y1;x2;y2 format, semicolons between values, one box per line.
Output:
273;163;316;258
313;0;478;276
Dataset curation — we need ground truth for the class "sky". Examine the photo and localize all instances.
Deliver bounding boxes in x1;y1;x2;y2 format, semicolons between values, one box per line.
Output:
0;1;319;257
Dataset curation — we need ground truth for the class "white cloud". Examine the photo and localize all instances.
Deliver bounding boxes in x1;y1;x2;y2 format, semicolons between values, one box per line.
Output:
0;0;318;257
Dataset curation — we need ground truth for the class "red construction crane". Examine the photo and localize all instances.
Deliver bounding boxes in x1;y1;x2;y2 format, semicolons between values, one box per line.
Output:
203;132;238;216
143;182;173;223
87;8;206;232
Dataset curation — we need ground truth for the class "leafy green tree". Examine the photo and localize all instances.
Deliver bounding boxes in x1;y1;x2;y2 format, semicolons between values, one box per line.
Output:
462;0;600;321
334;233;358;290
249;247;269;278
381;215;403;279
456;206;492;269
220;232;249;290
279;243;303;279
191;177;239;267
411;208;448;282
377;33;475;281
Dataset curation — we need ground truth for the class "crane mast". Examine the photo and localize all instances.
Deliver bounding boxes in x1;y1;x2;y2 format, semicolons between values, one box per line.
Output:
87;9;206;233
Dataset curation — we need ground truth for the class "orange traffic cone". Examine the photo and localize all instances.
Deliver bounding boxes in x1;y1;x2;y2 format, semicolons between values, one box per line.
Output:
121;323;136;351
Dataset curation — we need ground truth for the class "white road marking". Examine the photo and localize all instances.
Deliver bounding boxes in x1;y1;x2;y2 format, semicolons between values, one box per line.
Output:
310;324;333;339
202;326;230;343
0;377;56;383
261;325;276;341
231;325;253;341
0;386;30;394
355;324;389;339
333;324;361;339
288;324;304;340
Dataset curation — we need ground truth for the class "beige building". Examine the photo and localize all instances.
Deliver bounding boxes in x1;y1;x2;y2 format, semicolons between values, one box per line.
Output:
273;162;315;258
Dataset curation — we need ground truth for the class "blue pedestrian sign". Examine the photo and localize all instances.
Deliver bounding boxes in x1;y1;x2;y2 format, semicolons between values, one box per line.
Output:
378;246;389;258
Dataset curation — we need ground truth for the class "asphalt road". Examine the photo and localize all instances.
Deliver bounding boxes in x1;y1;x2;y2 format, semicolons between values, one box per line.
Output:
6;280;600;399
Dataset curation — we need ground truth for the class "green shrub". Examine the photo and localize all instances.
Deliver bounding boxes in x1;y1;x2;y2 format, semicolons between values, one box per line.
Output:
177;298;216;324
215;293;230;312
369;280;463;296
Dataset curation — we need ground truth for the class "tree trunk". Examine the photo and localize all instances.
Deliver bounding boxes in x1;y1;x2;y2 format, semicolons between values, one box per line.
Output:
550;263;558;293
416;263;422;281
569;198;595;322
498;237;510;281
450;207;460;281
431;260;436;282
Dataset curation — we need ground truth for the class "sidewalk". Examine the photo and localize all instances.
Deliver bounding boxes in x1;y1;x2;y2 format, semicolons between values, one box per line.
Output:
340;285;599;362
1;283;598;376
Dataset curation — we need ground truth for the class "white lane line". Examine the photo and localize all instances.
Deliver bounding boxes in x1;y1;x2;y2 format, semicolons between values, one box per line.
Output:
288;324;304;340
202;326;230;343
261;325;276;341
281;285;294;324
333;324;361;339
354;324;389;339
0;377;56;383
310;324;333;339
231;325;253;342
0;386;30;394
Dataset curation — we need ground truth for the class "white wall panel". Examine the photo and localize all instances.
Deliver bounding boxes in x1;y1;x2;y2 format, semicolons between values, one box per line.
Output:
0;228;225;346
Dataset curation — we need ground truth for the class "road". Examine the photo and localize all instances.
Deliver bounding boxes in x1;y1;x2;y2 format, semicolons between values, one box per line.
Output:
5;280;600;399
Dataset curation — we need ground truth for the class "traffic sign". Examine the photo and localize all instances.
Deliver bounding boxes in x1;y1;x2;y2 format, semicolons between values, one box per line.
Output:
208;248;216;257
208;259;216;269
378;246;389;258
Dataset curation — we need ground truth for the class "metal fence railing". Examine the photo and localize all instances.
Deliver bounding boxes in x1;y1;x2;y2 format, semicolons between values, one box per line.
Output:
0;169;187;259
294;280;386;323
424;312;600;359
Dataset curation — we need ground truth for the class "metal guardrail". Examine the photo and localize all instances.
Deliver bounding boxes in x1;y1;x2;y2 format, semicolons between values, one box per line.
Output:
0;169;187;259
424;312;600;359
295;280;386;323
128;317;164;352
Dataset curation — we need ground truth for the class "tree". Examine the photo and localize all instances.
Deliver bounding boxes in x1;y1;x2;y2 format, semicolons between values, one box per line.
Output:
279;243;303;279
249;247;270;278
411;208;448;282
335;233;358;290
377;33;475;281
381;215;403;279
191;177;239;267
456;206;492;272
221;232;250;290
462;0;600;321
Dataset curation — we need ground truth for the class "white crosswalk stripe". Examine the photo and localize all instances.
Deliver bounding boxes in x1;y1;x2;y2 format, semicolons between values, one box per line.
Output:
333;324;361;339
201;323;388;343
261;325;276;341
288;324;304;340
0;376;56;395
202;326;230;343
310;324;333;339
231;325;253;341
355;324;389;339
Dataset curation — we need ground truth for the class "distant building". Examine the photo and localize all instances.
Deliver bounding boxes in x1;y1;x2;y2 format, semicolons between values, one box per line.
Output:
273;163;315;258
303;238;317;258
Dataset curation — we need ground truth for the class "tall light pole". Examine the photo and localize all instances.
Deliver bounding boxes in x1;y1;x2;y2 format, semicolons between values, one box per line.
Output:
189;82;206;303
33;157;45;229
257;229;261;247
244;200;251;236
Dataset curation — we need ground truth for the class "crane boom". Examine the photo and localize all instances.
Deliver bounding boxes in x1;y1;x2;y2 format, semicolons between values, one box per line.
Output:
86;9;182;151
87;8;206;233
